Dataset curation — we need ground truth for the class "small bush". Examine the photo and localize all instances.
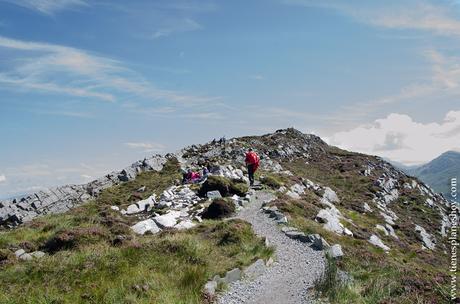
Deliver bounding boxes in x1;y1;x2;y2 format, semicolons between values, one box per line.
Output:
199;176;248;197
202;199;236;219
43;226;108;253
229;179;249;196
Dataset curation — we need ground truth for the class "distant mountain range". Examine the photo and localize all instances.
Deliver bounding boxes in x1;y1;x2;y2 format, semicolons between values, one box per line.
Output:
391;151;460;200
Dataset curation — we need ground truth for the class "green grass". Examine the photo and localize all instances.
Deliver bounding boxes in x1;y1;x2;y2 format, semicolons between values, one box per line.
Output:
259;172;285;189
0;158;273;304
267;167;452;304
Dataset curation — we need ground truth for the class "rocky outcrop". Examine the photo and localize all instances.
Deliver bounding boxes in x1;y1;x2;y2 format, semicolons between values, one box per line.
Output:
0;155;167;227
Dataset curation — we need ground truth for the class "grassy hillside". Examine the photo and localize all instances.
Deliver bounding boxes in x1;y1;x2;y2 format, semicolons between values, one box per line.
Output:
0;159;272;304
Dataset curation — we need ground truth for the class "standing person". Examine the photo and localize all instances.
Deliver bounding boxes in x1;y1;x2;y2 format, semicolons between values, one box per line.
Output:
245;148;260;186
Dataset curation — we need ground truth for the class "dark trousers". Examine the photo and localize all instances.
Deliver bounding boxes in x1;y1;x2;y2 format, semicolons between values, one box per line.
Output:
247;164;255;186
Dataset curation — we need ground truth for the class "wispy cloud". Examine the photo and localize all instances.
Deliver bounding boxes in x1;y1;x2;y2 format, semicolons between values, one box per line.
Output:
1;0;88;15
151;18;202;39
0;35;218;105
283;0;460;37
124;142;166;152
32;110;94;118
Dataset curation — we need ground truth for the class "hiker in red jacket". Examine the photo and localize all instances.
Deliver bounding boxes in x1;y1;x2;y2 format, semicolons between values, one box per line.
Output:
245;148;260;186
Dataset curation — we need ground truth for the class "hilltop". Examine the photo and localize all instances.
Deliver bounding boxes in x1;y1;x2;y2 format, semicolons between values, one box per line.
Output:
0;128;454;303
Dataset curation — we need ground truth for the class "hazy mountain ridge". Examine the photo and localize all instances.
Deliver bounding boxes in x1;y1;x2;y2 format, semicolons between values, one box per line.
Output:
393;150;460;200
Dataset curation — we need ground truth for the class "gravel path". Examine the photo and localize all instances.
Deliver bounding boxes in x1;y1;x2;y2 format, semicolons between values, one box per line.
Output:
217;190;325;304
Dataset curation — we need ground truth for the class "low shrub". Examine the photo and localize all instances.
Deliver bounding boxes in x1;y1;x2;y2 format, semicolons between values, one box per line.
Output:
202;199;236;219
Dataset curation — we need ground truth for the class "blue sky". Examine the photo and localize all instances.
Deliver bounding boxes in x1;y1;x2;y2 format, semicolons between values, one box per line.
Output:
0;0;459;198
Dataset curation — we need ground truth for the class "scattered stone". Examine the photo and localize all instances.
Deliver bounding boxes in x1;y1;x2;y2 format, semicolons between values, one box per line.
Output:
376;224;389;236
284;230;310;243
125;204;141;215
174;220;196;230
153;211;181;228
204;280;218;296
309;234;330;250
327;244;343;258
323;187;339;203
207;190;222;199
265;257;274;267
415;225;436;250
30;251;45;259
368;234;390;251
131;219;161;235
363;202;373;213
19;253;33;261
14;249;25;258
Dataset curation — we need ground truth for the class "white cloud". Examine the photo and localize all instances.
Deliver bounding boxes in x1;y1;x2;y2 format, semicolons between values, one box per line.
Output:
124;142;166;152
0;175;6;183
328;111;460;165
1;0;88;15
283;0;460;37
151;18;202;39
0;35;218;105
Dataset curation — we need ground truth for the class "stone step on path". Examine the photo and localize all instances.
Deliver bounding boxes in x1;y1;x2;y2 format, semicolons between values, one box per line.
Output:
218;191;325;304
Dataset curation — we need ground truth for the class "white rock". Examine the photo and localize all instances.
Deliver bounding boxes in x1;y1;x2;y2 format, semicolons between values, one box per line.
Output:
14;249;25;258
376;224;389;236
174;220;196;230
30;251;46;258
153;211;181;228
131;219;161;235
380;211;396;226
385;224;398;239
363;202;373;213
415;225;436;250
110;206;120;211
316;208;345;235
19;253;33;261
425;198;434;207
323;187;339;203
286;191;300;199
383;189;399;204
327;244;344;258
368;234;390;251
136;194;156;211
125;204;141;215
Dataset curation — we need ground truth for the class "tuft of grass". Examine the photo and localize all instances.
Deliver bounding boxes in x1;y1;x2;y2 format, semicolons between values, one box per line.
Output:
260;174;284;189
